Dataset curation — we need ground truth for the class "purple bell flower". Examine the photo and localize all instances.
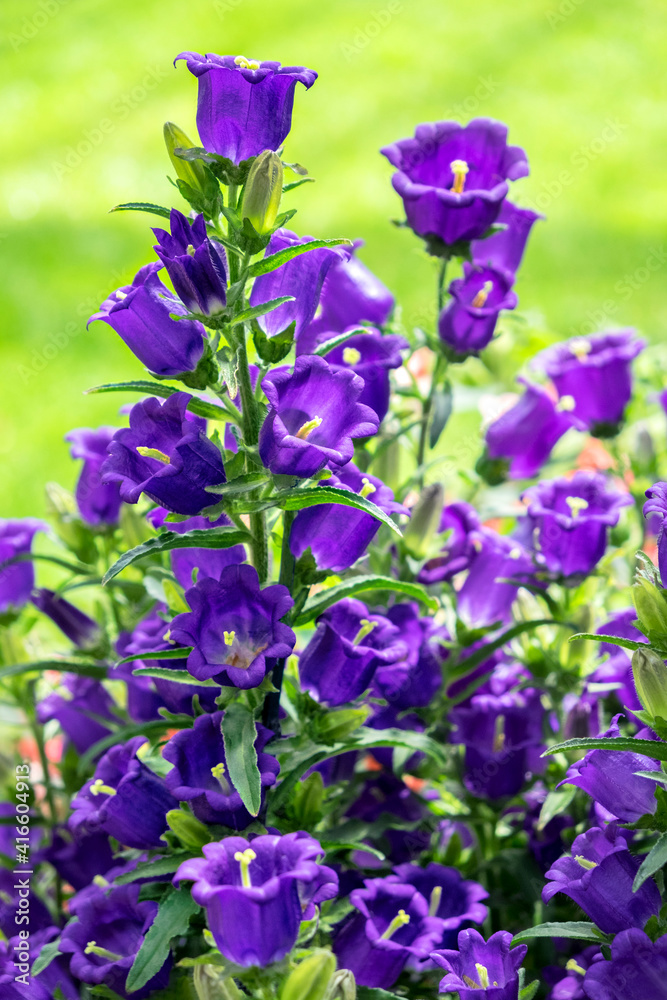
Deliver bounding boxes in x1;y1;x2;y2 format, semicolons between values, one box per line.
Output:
586;610;646;714
371;602;448;710
174;832;338;967
559;715;660;822
438;263;517;359
69;736;176;849
483;381;579;480
37;675;119;756
391;862;489;953
451;688;546;799
471;199;543;279
345;772;430;864
582;927;667;1000
289;463;407;572
259;355;379;478
542;824;661;934
0;518;45;614
457;529;534;628
148;507;246;589
65;427;122;526
521;471;633;580
544;946;600;1000
40;826;116;891
643;482;667;586
332;876;446;989
102;392;226;516
163;711;279;827
89;263;207;378
418;501;481;585
318;329;408;422
249;229;346;339
153;209;228;317
59;883;171;999
31;589;101;649
175;52;317;163
169;564;295;688
535;330;645;436
431;928;527;1000
298;597;407;706
381;118;529;246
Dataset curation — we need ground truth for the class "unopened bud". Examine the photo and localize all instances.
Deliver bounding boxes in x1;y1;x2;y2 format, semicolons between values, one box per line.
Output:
325;970;356;1000
166;808;211;850
194;965;242;1000
632;647;667;721
633;578;667;638
280;950;337;1000
402;483;444;558
164;122;208;194
241;150;284;234
318;706;370;743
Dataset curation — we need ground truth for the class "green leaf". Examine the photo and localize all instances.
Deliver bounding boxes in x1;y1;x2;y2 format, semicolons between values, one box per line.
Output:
320;840;385;861
248;238;351;278
429;381;453;448
449;619;562;681
133;667;220;687
519;982;540;1000
231;295;294;326
312;327;370;357
0;551;93;576
543;736;667;761
512;921;608;944
126;885;200;992
294;575;437;625
85;382;228;421
274;486;402;536
0;659;107;682
633;831;667;890
115;854;193;885
31;938;61;976
282;177;315;193
221;703;262;817
204;472;269;496
635;769;667;787
116;647;192;666
568;632;646;651
357;989;405;1000
109;202;172;220
103;526;251;584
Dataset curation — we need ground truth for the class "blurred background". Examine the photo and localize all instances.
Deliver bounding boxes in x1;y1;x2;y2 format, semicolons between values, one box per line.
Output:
1;0;666;517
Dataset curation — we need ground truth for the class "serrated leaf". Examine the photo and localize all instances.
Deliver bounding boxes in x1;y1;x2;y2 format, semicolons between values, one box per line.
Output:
0;659;107;682
85;382;228;421
221;703;262;817
248;238;351;278
429;382;453;448
231;295;294;326
633;831;667;890
126;885;200;992
543;737;667;760
274;486;402;536
133;667;220;687
115;854;193;885
103;526;251;584
512;921;608;944
109;202;172;220
294;575;437;625
568;632;646;651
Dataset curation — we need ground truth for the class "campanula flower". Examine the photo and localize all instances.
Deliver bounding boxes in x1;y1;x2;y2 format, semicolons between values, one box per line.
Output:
31;589;101;650
418;501;481;585
457;529;534;628
438;263;517;359
318;328;408;421
643;482;667;587
432;928;527;1000
582;928;667;1000
0;518;45;614
153;209;228;317
65;427;122;526
471;200;542;279
371;602;448;710
37;676;119;756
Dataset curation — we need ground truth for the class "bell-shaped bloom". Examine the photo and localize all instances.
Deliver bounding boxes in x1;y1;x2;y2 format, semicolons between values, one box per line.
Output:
115;606;221;716
37;675;119;756
65;427;122;526
521;471;632;580
170;564;295;688
438;263;517;359
153;209;228;317
585;610;646;714
483;381;579;480
299;597;407;706
259;356;379;478
102;392;226;516
297;241;394;353
0;518;45;614
69;736;176;849
418;501;481;585
371;602;448;710
148;507;246;589
559;715;659;822
392;862;488;954
39;826;116;891
457;529;534;628
535;330;645;436
250;229;346;339
345;772;431;864
0;928;79;1000
543;825;661;934
289;463;406;572
163;711;279;827
318;329;408;422
174;832;338;967
175;52;317;163
432;929;527;1000
643;482;667;587
543;946;599;1000
89;263;207;378
451;688;546;799
381;118;529;246
31;589;101;649
59;883;171;999
471;200;542;279
582;928;667;1000
333;876;446;989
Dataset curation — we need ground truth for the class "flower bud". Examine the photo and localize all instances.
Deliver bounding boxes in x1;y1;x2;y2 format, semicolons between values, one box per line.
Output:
194;965;242;1000
166;807;211;850
326;970;356;1000
280;950;337;1000
402;483;444;559
632;578;667;639
163;122;208;194
317;706;370;743
632;647;667;721
241;150;284;234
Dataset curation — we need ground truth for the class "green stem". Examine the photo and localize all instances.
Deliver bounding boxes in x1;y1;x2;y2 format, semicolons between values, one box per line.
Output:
416;257;452;485
262;509;297;737
235;322;268;583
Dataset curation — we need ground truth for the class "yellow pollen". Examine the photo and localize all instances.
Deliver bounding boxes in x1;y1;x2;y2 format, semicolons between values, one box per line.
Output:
566;496;589;518
342;347;362;365
85;941;124;962
450;158;469;194
89;779;117;797
234;848;257;888
211;762;231;794
136;446;171;465
115;290;128;300
295;416;322;440
92;876;110;889
471;280;494;309
223;630;236;646
570;338;592;360
359;478;375;499
235;55;261;70
187;244;196;256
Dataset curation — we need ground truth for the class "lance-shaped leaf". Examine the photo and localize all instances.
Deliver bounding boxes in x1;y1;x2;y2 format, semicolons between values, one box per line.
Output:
248;238;352;278
312;327;370;357
103;526;251;584
204;472;270;496
294;575;437;626
512;922;610;945
274;486;403;536
568;631;646;652
132;666;220;687
448;619;562;681
221;702;262;817
230;295;294;326
543;736;667;761
116;647;192;666
126;885;200;992
85;382;228;421
0;659;107;682
633;831;667;891
109;202;172;220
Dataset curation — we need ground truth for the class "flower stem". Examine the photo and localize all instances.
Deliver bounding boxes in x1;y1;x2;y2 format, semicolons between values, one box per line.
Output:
416;256;451;485
262;508;297;736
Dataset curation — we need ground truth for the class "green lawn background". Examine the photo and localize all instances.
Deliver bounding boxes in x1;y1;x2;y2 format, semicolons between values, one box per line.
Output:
1;0;666;517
